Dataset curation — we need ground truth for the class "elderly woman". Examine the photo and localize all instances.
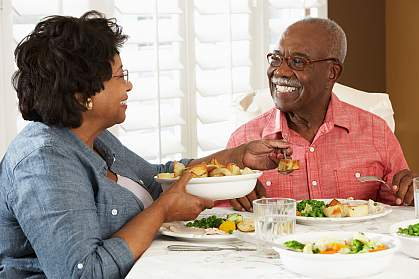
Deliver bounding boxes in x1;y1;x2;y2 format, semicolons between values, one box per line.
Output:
0;11;290;278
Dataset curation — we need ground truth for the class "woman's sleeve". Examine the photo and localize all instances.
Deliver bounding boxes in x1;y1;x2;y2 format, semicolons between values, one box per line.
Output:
9;146;134;279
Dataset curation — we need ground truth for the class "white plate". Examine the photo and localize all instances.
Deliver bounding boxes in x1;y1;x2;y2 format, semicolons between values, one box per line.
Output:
155;171;262;200
159;222;238;242
296;199;392;225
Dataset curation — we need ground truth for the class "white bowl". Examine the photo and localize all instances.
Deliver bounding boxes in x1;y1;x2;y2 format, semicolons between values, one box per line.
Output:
154;171;262;200
390;218;419;259
272;231;399;279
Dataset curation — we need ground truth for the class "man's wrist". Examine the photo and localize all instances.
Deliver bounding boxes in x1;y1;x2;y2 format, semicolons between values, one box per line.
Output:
231;144;246;168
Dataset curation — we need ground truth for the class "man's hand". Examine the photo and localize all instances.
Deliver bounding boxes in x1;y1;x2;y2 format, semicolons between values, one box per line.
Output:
392;169;417;205
236;139;292;170
229;180;266;212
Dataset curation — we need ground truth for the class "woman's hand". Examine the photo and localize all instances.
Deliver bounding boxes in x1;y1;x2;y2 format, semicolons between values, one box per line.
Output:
158;171;214;222
234;139;292;170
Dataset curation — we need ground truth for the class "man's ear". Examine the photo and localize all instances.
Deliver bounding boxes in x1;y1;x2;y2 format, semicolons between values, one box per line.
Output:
328;63;343;81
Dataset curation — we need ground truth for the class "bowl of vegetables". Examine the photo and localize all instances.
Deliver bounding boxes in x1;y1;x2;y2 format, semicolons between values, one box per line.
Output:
272;231;399;278
390;218;419;259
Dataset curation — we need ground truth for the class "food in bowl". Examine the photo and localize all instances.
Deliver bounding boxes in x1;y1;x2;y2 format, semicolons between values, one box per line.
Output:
157;159;255;179
283;232;388;254
397;222;419;237
297;198;384;218
391;219;419;259
154;160;262;200
273;231;398;278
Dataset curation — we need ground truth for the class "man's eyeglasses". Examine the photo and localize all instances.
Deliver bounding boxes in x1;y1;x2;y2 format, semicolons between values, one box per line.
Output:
267;53;340;71
113;69;129;83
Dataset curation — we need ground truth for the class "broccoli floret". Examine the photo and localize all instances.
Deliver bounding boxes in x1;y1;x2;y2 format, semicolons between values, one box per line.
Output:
398;223;419;237
185;215;224;228
283;240;305;252
226;213;243;223
297;200;326;217
350;239;364;253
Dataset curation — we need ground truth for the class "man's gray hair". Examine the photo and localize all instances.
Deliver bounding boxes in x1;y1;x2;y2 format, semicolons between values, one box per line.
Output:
290;17;347;63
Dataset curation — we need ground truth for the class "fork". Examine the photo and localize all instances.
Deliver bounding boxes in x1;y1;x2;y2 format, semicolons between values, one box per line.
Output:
167;245;256;252
357;175;393;191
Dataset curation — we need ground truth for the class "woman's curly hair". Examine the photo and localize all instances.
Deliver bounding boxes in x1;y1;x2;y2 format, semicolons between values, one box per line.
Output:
12;10;128;127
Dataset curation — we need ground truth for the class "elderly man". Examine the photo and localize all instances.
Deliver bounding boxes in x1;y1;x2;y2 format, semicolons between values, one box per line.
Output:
218;18;415;211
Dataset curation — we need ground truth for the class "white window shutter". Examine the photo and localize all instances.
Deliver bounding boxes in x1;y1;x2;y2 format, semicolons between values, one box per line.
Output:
194;0;253;157
2;0;327;161
114;0;186;163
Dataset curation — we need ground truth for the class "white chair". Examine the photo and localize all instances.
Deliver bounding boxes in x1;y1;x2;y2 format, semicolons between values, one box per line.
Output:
234;83;395;132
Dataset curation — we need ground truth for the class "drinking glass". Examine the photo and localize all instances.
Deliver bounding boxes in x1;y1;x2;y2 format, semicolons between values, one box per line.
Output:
252;198;296;255
413;177;419;218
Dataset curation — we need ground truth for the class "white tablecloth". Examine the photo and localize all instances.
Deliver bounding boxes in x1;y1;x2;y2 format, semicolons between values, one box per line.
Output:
126;207;419;279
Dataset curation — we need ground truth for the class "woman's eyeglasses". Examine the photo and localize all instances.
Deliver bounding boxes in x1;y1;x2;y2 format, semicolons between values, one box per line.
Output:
267;53;340;71
113;69;129;83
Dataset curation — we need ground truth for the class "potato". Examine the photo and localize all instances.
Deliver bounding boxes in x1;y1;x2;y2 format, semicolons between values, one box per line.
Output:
237;219;255;232
323;204;345;217
278;159;300;172
157;172;175;179
187;163;208;178
344;204;369;217
226;163;241;175
209;167;232;177
173;161;186;177
240;167;254;175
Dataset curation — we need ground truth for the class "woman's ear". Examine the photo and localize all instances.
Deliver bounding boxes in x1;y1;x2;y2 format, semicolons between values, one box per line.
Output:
329;63;343;81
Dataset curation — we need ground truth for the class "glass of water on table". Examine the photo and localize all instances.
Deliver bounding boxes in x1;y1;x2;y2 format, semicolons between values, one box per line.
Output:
252;198;296;256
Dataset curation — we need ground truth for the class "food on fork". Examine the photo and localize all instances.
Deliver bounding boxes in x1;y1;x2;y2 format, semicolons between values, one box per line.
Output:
156;160;255;179
278;158;300;172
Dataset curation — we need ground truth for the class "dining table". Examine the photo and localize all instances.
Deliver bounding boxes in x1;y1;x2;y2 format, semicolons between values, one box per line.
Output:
126;206;419;279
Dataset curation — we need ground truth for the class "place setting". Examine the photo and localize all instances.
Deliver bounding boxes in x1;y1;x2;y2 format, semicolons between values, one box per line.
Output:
149;159;419;279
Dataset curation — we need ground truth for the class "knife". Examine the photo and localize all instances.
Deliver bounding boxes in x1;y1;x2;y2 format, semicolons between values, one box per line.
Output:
167;244;256;251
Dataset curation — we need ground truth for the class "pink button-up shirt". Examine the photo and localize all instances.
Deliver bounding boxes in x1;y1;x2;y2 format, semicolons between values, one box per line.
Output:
217;94;408;206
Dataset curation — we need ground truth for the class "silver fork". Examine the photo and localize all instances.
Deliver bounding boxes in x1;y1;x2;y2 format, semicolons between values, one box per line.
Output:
357;175;393;191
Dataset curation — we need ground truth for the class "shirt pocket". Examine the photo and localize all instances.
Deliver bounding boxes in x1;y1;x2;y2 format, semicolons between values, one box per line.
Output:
96;202;129;238
334;166;380;200
258;169;294;198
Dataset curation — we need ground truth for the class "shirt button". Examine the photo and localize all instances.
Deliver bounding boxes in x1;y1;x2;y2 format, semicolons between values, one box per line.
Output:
139;179;144;185
77;263;83;270
355;172;361;178
266;180;272;187
312;180;318;186
309;146;315;152
111;209;118;216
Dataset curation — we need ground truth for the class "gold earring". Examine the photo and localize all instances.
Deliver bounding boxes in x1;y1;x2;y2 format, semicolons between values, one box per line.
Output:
85;98;93;110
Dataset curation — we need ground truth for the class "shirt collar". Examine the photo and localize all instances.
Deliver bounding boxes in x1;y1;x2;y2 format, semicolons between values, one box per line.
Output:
261;93;351;139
